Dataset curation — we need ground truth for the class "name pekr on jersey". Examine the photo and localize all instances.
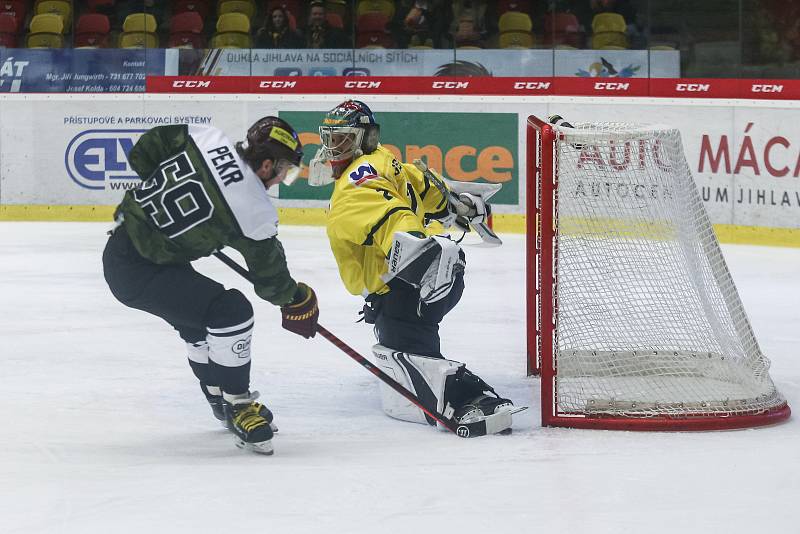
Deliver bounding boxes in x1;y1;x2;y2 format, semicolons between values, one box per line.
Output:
117;124;296;305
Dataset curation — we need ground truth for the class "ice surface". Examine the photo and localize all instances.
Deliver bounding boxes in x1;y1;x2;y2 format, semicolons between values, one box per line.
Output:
0;222;798;534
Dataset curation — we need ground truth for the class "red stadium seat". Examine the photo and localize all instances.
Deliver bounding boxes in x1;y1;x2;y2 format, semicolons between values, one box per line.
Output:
86;0;114;13
497;0;531;15
356;12;391;47
326;12;343;29
168;32;207;48
169;11;205;48
356;31;393;48
0;0;26;32
173;0;211;20
0;11;17;47
74;13;111;48
171;10;204;34
357;12;388;32
542;12;582;48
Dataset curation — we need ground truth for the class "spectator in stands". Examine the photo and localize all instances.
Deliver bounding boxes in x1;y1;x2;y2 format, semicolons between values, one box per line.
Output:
447;0;494;48
394;0;448;48
255;6;304;48
305;1;350;49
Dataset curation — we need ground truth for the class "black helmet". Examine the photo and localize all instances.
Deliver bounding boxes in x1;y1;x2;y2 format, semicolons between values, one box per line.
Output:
319;100;380;165
237;116;303;172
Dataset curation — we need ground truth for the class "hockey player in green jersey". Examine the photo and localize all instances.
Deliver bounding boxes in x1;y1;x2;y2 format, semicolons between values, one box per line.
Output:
309;100;518;435
102;117;319;455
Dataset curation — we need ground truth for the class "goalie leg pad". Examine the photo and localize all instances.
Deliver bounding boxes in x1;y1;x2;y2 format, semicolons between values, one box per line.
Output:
372;345;463;425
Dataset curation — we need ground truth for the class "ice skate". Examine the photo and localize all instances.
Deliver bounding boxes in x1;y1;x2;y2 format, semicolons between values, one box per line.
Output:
224;392;275;455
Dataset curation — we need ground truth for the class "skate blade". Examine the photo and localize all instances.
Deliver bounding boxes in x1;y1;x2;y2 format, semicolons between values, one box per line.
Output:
226;421;278;433
234;437;274;455
499;406;528;416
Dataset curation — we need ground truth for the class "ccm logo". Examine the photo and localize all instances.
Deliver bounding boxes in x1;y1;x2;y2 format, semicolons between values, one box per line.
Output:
513;81;551;90
344;80;381;89
259;80;297;88
676;83;710;92
432;81;469;89
594;82;629;90
752;84;783;93
173;80;211;88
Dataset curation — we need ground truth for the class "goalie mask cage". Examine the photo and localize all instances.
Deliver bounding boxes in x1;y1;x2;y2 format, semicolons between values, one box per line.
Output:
525;115;790;430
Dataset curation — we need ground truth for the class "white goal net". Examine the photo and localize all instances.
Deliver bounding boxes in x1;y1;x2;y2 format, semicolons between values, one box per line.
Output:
535;119;788;426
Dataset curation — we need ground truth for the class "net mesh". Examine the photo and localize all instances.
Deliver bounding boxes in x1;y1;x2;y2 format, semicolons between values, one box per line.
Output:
551;122;785;417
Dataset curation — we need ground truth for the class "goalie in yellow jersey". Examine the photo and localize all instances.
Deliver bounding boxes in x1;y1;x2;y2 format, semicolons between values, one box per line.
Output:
309;100;520;434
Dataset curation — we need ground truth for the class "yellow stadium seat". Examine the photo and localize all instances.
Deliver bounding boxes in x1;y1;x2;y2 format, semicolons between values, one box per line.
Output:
35;0;71;32
29;13;63;34
119;31;159;48
499;31;534;49
649;44;676;50
216;12;250;33
356;0;394;20
592;12;626;34
210;31;252;48
219;0;255;20
26;31;63;48
592;31;628;49
123;13;158;33
498;11;532;33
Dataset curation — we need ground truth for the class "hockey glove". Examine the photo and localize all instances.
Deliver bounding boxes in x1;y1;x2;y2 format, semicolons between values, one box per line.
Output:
280;282;319;338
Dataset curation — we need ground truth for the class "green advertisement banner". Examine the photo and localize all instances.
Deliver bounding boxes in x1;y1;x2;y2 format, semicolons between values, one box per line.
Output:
279;111;518;205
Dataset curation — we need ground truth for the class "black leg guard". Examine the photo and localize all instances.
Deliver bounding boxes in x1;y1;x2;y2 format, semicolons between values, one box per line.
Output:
205;289;255;396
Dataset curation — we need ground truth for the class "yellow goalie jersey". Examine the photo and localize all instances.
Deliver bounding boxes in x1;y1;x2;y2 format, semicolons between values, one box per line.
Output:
327;145;450;297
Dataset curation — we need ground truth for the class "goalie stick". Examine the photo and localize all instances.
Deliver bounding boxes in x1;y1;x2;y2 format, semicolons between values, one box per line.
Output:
212;249;499;438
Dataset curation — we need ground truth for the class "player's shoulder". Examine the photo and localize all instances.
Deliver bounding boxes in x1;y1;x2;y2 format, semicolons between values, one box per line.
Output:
340;146;402;188
186;123;234;149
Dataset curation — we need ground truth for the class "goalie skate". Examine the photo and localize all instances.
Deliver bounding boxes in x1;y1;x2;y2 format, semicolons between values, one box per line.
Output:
454;395;528;435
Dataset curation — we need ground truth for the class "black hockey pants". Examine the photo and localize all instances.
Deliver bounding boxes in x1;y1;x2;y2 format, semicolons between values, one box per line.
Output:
102;226;254;393
102;226;225;344
366;275;465;358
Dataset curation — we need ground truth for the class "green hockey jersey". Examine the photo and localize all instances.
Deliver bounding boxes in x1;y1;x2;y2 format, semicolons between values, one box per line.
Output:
117;124;297;306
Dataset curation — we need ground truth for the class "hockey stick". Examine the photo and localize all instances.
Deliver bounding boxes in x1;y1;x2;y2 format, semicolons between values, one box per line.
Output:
212;249;490;438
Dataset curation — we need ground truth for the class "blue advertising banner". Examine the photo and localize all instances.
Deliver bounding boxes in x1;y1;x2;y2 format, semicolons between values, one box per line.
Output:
0;48;165;93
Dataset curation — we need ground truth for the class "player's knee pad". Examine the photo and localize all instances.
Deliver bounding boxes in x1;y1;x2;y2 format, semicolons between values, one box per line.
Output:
372;344;463;425
205;289;254;368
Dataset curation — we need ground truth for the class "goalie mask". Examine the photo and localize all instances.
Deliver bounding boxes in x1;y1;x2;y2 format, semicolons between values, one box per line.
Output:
311;100;380;186
236;116;304;185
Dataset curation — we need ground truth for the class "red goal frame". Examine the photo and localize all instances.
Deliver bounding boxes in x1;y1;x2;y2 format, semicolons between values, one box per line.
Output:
525;115;791;431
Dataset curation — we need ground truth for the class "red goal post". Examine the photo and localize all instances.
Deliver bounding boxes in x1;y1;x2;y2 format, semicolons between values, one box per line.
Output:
525;115;790;430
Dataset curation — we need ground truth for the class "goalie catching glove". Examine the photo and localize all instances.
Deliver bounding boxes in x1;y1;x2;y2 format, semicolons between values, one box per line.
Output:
448;192;490;233
280;282;319;338
412;160;502;246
